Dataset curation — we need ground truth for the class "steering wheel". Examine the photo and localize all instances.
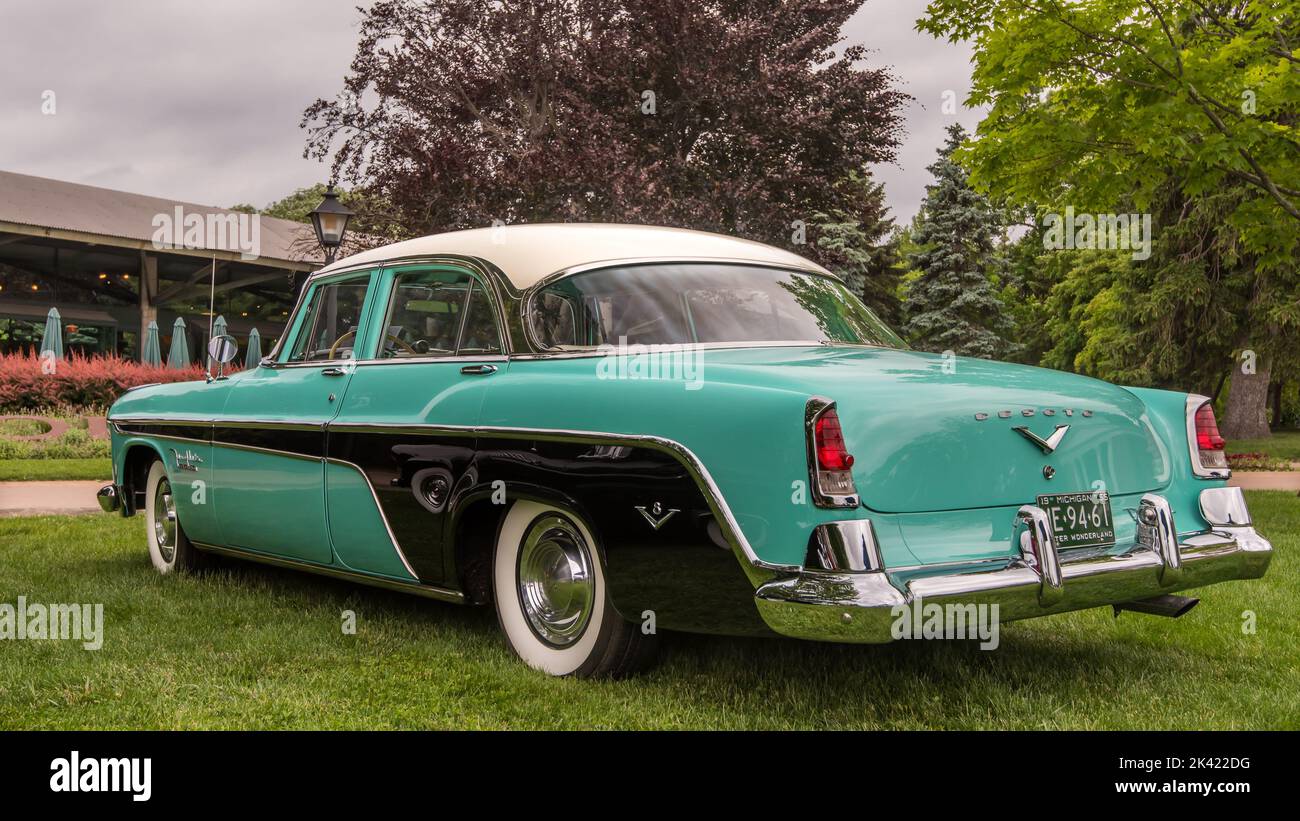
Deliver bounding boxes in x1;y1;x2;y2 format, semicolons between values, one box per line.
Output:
327;329;417;359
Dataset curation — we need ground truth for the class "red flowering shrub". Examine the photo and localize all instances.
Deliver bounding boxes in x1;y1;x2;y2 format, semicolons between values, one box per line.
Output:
0;350;233;412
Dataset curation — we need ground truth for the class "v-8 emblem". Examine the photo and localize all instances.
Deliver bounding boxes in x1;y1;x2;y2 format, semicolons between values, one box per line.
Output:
635;501;680;531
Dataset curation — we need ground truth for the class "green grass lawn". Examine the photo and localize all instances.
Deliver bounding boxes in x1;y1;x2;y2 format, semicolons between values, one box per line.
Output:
0;492;1296;729
1228;429;1300;462
0;458;111;482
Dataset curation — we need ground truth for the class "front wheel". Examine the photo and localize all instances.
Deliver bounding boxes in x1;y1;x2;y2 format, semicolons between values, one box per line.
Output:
492;500;658;678
144;459;207;574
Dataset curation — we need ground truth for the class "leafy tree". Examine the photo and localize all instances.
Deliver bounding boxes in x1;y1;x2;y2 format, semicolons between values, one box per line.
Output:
812;170;905;325
919;0;1300;437
903;124;1014;358
303;0;907;272
230;184;401;243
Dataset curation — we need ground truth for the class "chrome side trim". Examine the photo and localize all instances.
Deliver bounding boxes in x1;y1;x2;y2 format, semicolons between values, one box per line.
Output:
508;340;839;362
324;457;421;581
1185;394;1230;479
214;420;326;432
329;421;797;576
214;440;322;462
1016;504;1064;604
1200;486;1252;527
100;415;801;576
192;541;463;603
116;431;211;447
1139;493;1183;584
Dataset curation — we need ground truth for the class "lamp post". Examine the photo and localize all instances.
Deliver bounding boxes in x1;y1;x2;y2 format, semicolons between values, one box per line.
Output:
299;186;355;296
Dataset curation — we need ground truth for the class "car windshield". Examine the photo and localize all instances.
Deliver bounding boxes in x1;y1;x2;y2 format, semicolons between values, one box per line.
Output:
529;263;906;349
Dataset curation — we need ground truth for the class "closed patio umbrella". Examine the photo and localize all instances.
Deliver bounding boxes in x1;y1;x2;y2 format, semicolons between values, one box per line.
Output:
244;327;262;368
209;315;228;369
166;317;190;369
39;307;64;359
142;320;161;366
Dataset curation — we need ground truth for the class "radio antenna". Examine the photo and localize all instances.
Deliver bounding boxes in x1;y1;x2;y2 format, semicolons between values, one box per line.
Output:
205;253;216;380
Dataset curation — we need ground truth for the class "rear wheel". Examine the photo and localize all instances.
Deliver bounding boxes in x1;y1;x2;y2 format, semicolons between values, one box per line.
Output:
144;459;206;574
492;500;658;677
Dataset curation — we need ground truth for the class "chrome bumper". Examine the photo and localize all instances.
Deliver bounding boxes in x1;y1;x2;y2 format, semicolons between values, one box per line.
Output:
97;484;121;514
756;487;1273;643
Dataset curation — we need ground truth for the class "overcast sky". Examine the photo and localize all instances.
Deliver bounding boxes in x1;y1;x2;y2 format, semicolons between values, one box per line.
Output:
0;0;980;227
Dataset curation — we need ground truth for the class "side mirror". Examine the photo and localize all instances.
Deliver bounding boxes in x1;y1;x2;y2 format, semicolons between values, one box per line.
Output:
207;334;238;382
208;334;238;365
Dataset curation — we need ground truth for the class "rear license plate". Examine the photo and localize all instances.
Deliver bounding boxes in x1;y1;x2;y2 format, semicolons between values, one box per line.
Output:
1036;490;1115;549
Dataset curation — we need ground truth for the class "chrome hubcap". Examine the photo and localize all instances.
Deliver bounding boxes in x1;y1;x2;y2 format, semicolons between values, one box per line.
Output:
517;514;595;647
153;478;177;563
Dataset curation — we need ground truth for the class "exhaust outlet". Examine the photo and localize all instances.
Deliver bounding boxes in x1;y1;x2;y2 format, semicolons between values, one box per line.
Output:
1112;594;1200;619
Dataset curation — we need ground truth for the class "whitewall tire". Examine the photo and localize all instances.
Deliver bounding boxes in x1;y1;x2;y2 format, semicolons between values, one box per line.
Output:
492;500;658;677
144;459;205;574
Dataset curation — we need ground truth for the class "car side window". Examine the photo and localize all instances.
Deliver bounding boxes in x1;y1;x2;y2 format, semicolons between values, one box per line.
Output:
458;280;502;355
287;274;372;362
377;269;502;359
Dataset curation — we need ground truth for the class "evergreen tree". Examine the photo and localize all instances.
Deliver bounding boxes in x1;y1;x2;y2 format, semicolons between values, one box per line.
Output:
812;170;903;326
903;124;1012;358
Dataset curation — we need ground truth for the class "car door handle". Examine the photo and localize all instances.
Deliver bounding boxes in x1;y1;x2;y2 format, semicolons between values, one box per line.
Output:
321;367;347;376
460;364;498;376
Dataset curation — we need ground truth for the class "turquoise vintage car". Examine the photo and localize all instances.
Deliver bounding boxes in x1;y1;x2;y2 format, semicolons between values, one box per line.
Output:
99;224;1272;677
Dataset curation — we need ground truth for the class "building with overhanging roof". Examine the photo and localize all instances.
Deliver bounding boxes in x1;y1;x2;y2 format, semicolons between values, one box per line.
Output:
0;169;323;360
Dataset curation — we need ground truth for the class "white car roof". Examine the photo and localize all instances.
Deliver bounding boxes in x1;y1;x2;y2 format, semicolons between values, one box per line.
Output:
317;223;832;289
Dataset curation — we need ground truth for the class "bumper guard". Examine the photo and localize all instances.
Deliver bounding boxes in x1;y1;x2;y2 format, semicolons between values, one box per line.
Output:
756;487;1273;643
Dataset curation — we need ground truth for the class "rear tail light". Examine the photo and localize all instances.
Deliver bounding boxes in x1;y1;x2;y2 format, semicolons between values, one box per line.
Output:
1186;395;1229;476
807;399;859;507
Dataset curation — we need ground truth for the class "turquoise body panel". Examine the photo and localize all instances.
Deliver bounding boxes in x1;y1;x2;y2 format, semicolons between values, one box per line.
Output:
475;346;1216;570
325;461;418;580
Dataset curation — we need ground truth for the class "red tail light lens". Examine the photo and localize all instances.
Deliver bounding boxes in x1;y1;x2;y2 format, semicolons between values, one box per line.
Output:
809;403;858;507
1194;403;1225;451
1191;400;1229;472
815;409;855;471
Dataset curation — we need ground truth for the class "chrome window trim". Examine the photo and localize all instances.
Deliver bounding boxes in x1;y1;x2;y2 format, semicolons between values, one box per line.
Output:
362;266;507;363
275;268;380;367
289;255;520;357
520;258;843;354
1185;393;1231;479
354;354;509;368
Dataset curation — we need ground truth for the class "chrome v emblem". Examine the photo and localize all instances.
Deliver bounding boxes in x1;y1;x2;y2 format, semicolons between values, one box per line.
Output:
635;502;679;531
1013;424;1070;454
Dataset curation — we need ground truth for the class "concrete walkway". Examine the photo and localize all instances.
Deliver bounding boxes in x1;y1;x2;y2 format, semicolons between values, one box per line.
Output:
1229;472;1300;492
0;480;107;517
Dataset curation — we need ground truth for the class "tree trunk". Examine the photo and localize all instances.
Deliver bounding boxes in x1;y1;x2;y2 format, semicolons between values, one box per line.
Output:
1221;358;1273;440
1271;380;1284;428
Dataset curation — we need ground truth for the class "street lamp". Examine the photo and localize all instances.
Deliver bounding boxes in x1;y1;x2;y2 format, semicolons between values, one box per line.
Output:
309;186;354;266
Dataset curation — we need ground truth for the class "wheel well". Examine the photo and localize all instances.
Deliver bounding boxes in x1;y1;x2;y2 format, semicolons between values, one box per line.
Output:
453;498;508;605
122;444;163;514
